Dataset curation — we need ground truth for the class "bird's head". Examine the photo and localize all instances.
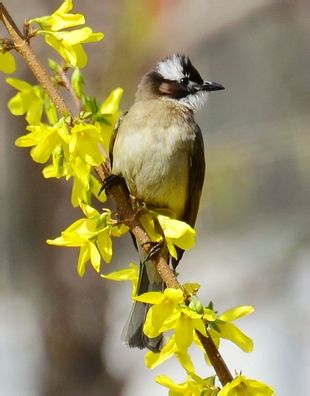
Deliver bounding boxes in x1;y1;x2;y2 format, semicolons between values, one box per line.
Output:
135;53;224;111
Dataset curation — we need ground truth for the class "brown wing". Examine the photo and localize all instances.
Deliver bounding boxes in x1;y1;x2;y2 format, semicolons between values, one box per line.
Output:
183;124;205;228
172;124;205;268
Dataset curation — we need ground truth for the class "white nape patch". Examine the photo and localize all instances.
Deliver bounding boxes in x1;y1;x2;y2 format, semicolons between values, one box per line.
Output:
157;54;185;81
179;90;208;112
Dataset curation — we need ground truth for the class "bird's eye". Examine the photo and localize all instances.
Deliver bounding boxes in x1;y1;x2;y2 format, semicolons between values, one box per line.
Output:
180;77;189;85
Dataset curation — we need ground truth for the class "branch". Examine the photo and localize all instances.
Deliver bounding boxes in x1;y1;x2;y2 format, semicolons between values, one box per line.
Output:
196;330;233;385
0;2;232;386
55;64;83;114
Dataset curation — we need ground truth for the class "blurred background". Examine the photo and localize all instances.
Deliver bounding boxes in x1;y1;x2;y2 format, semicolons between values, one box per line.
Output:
1;0;310;395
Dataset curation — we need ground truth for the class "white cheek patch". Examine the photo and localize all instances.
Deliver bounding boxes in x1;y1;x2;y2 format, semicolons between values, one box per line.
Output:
157;54;185;81
179;91;208;112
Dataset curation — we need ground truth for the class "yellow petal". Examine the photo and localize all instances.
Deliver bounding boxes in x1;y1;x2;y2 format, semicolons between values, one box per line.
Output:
157;214;196;250
60;27;93;45
145;335;176;369
82;31;104;43
144;302;176;338
79;202;99;218
30;131;60;163
57;0;73;14
217;322;254;353
139;213;163;242
72;43;88;68
26;95;44;124
219;305;254;322
163;288;184;303
134;291;165;305
192;319;207;336
8;92;27;115
97;230;112;263
89;241;101;272
77;244;89;277
101;263;139;295
100;87;123;114
175;315;193;351
175;350;195;373
166;238;178;259
50;12;85;31
155;374;184;392
0;52;16;74
218;375;275;396
6;77;32;91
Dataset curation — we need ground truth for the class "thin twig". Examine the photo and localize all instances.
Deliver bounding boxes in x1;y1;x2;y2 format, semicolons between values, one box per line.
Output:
196;330;233;385
56;65;83;114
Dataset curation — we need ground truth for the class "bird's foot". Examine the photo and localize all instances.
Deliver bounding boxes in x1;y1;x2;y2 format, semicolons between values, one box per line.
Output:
142;240;164;264
98;174;127;196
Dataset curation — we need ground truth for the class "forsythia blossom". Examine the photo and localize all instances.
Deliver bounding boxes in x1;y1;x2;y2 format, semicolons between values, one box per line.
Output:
8;70;123;206
207;305;254;353
29;0;103;67
218;375;275;396
0;50;16;74
140;211;196;259
156;373;218;396
6;78;45;124
47;202;128;276
136;288;206;370
141;289;254;371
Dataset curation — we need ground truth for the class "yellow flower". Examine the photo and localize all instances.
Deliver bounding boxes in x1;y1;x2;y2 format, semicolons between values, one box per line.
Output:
6;78;45;124
157;214;196;259
0;51;16;74
69;157;93;206
140;211;196;259
156;373;217;396
206;306;254;353
218;375;275;396
101;262;139;296
30;0;85;31
29;0;104;67
69;122;105;166
43;27;103;68
47;202;128;276
136;288;207;369
100;87;124;116
15;119;69;164
47;203;110;276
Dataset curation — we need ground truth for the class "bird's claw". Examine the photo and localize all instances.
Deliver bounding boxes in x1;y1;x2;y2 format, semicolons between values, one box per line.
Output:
142;240;164;264
99;174;126;196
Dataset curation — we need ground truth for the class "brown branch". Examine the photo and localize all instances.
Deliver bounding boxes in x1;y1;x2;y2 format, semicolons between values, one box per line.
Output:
196;330;233;385
0;2;233;386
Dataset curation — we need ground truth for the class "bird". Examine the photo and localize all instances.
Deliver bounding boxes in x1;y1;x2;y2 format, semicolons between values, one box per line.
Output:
110;53;224;351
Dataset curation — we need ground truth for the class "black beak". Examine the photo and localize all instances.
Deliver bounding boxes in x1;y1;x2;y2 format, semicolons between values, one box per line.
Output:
201;81;225;92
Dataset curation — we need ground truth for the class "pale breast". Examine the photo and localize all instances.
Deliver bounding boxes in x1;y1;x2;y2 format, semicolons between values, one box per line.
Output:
112;99;197;218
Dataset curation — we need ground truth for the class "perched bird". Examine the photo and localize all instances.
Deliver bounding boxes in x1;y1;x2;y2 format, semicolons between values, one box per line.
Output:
110;53;224;351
